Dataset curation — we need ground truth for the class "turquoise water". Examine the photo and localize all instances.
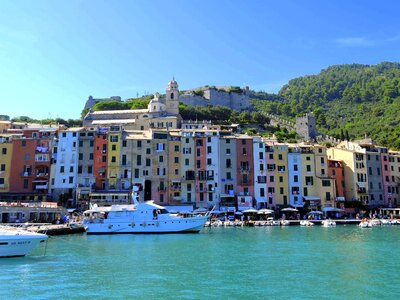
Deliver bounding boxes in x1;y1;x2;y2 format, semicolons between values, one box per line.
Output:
1;226;399;299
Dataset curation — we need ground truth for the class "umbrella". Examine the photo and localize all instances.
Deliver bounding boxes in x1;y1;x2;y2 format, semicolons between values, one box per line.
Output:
257;209;274;215
281;207;298;212
234;211;243;215
243;208;258;213
308;210;323;215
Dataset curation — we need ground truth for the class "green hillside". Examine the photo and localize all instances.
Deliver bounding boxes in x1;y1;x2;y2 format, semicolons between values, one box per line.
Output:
252;62;400;149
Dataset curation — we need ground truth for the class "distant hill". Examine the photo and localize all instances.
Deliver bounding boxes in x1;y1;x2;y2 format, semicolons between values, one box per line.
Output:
251;62;400;149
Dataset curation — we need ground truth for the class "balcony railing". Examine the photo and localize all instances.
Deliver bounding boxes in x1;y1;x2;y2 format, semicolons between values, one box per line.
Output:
35;184;48;190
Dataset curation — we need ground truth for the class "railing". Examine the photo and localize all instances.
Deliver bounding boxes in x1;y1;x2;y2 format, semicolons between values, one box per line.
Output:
21;172;32;177
35;184;48;190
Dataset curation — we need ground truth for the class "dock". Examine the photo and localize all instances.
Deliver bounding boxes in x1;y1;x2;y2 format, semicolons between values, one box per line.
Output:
24;223;86;235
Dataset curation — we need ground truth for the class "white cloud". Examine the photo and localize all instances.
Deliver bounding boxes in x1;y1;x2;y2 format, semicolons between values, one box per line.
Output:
334;37;374;47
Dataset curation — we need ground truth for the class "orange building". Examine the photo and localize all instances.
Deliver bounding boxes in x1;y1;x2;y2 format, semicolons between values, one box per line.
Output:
328;159;345;204
93;131;108;190
236;137;255;209
9;136;53;201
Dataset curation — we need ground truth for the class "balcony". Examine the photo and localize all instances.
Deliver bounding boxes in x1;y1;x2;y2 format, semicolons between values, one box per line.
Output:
35;184;48;190
170;186;181;191
158;187;167;192
35;154;50;162
21;172;32;177
238;191;251;196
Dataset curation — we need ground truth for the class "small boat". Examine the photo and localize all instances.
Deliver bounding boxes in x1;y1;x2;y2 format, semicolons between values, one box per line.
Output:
359;221;372;228
322;220;336;227
0;225;48;258
370;219;381;226
300;220;314;226
280;220;290;226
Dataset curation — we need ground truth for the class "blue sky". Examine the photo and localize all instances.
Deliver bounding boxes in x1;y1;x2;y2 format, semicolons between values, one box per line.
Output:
1;0;400;120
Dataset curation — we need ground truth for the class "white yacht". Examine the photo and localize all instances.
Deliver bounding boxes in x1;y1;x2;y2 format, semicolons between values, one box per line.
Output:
83;200;209;234
0;226;48;258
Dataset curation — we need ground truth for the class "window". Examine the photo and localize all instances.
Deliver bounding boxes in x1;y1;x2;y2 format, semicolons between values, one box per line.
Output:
60;166;65;173
79;153;83;160
134;169;139;178
306;156;311;161
69;177;73;184
260;188;265;197
79;141;83;147
197;148;201;157
326;192;331;201
278;154;282;160
88;166;93;174
196;160;201;168
122;140;127;147
294;164;298;171
280;187;284;195
159;156;164;163
111;156;116;163
25;154;30;161
89;153;94;160
174;157;179;164
137;155;142;166
306;165;311;172
122;155;127;165
258;176;266;183
146;158;151;166
102;156;107;162
90;140;94;147
174;145;180;152
23;179;28;189
0;164;5;171
226;148;231;155
294;175;298;182
110;135;118;142
22;140;26;147
207;158;212;165
78;166;82;174
270;176;274;182
322;180;331;187
226;139;230;144
279;176;283;183
112;145;116;151
1;148;6;155
207;146;212;154
69;166;74;173
137;141;142;148
185;158;189;166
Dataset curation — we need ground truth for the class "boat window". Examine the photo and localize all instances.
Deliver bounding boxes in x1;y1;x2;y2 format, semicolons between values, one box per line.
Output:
0;242;8;245
158;209;169;214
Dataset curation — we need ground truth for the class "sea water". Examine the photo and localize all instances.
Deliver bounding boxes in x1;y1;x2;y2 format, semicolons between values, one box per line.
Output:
1;226;399;299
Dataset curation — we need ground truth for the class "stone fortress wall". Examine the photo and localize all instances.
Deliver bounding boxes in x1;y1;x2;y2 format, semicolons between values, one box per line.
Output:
179;86;251;111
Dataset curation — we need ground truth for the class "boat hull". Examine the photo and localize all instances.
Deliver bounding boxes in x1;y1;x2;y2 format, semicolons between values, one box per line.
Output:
0;234;47;258
85;217;208;234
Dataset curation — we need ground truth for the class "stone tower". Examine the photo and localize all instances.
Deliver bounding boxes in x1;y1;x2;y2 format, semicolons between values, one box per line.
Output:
296;113;318;141
165;77;180;115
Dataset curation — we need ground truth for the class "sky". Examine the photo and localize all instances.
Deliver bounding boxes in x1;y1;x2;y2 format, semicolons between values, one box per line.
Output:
1;0;400;120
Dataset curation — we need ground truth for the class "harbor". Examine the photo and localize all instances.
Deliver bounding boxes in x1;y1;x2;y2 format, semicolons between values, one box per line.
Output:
1;226;399;299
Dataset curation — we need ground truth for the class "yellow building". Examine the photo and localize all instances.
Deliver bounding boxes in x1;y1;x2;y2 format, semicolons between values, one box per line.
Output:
300;145;319;208
0;136;13;192
274;144;289;206
313;145;336;208
327;141;368;203
107;126;122;190
167;131;182;204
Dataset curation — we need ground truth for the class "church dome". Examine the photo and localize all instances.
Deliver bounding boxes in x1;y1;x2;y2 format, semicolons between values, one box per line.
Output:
167;77;178;90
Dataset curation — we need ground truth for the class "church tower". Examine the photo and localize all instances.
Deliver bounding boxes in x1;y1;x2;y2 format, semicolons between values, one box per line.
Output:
165;77;180;115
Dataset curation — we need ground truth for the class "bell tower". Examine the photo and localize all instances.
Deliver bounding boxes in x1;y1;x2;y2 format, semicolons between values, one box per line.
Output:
166;77;179;115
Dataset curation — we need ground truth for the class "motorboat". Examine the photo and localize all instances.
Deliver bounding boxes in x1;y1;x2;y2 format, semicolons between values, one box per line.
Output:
322;220;336;227
359;221;372;228
300;220;314;226
280;220;290;226
0;225;48;258
83;200;209;234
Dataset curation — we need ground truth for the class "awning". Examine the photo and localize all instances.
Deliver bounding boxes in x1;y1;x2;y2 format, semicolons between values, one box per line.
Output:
357;182;366;188
303;196;320;201
220;194;235;198
32;180;48;183
255;197;267;203
323;207;344;212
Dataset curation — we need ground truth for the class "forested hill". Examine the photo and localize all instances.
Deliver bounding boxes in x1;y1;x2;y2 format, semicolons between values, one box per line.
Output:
252;62;400;149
